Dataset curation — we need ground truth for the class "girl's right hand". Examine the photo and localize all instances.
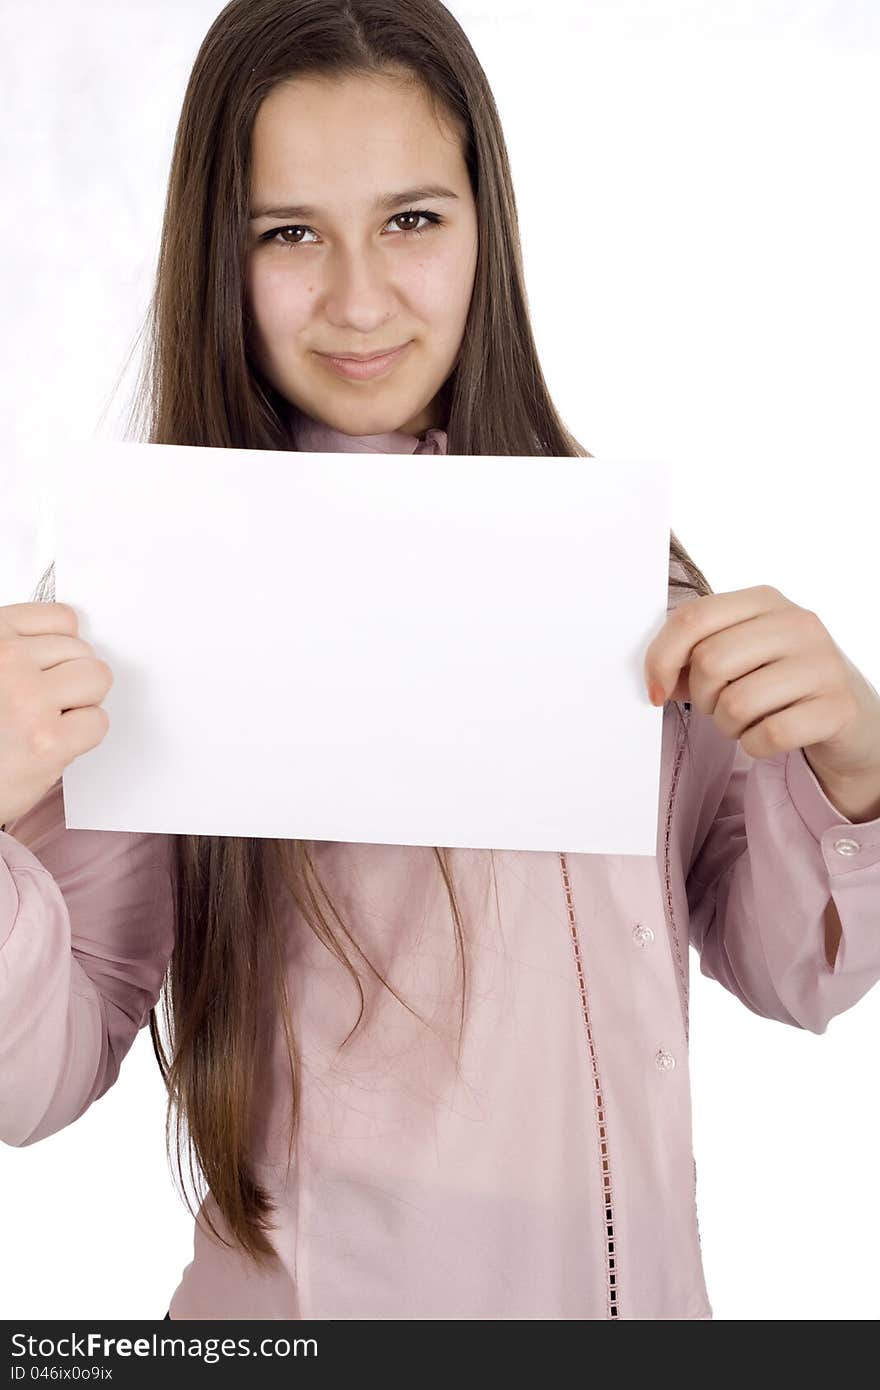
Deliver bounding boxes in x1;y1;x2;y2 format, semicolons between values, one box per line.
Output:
0;602;114;827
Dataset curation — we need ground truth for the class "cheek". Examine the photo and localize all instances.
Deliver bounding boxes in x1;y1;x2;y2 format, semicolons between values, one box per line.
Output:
406;244;474;326
246;258;313;340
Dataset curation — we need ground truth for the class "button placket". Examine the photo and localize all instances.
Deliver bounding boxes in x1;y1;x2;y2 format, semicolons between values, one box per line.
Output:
631;925;676;1072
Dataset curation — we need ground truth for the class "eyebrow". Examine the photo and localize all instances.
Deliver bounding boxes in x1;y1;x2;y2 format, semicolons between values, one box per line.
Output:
248;184;461;221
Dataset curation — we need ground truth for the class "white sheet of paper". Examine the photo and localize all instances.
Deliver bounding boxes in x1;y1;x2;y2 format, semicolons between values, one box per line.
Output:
53;439;671;854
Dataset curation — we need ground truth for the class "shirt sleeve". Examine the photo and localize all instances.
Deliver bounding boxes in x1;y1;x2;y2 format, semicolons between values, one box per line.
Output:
0;778;174;1147
684;711;880;1034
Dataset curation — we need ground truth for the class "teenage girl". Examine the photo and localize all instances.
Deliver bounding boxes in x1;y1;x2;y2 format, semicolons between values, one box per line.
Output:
2;0;879;1321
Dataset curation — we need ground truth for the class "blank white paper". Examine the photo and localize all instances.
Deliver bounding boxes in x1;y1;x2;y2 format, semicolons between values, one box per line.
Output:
53;439;671;854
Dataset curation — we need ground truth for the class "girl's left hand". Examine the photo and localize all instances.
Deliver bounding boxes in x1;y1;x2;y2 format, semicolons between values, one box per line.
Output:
643;584;880;787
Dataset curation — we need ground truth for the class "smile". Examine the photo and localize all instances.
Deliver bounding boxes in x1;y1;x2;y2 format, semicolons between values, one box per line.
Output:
316;341;412;381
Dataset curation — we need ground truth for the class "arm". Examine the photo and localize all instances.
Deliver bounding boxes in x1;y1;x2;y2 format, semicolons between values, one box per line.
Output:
0;779;174;1147
684;708;880;1034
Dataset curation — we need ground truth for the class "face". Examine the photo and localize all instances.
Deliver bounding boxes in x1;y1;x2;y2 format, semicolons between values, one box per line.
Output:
245;71;479;438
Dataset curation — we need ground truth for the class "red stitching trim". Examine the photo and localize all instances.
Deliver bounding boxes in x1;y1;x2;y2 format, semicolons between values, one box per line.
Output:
663;705;690;1041
559;852;619;1318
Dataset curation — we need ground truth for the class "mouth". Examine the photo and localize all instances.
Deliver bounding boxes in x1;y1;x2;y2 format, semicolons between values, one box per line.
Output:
316;340;413;381
323;342;411;361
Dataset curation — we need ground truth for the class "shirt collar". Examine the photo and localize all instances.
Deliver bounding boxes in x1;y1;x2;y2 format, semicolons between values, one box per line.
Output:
290;408;448;456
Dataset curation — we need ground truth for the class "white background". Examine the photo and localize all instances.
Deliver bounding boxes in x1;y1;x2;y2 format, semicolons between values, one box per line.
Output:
1;0;878;1320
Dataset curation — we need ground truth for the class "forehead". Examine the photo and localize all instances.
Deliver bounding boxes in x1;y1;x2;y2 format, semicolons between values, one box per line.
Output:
250;72;464;199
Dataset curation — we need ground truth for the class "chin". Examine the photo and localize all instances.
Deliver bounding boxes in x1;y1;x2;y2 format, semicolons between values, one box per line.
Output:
323;399;416;437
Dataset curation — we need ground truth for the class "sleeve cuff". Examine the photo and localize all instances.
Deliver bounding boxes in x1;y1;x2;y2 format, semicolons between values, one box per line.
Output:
0;837;23;953
785;746;880;876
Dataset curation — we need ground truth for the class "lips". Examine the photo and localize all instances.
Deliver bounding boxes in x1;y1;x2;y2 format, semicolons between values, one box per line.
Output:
317;340;412;381
325;344;409;361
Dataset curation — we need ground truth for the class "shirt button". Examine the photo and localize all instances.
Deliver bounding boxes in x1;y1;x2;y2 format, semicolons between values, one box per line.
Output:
832;837;860;856
654;1048;676;1072
633;924;655;947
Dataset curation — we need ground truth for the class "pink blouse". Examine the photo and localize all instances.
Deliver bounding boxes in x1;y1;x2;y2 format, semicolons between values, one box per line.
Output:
2;412;879;1320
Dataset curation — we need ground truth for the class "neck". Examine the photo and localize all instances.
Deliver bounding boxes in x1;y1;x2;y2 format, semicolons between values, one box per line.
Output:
289;405;448;456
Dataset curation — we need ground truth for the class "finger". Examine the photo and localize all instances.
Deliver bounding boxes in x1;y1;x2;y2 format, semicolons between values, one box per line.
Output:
58;703;111;752
43;657;114;713
0;602;79;639
738;692;839;761
710;657;818;740
686;610;813;715
17;633;96;672
644;585;784;703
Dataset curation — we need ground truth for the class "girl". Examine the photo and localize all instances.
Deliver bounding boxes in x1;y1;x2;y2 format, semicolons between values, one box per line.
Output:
2;0;879;1321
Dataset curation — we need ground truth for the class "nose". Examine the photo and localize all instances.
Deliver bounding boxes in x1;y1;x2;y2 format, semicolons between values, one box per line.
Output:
322;242;397;332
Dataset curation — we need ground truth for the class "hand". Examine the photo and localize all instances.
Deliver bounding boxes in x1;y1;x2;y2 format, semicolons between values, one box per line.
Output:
642;585;880;791
0;602;114;828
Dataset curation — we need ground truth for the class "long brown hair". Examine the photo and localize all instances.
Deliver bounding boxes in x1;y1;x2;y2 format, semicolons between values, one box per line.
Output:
31;0;712;1264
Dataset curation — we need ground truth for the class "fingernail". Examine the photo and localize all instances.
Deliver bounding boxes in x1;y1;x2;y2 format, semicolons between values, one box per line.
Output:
648;680;665;706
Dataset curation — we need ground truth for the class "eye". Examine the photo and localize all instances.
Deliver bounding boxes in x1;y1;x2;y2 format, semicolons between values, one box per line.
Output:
388;209;442;237
259;208;444;250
